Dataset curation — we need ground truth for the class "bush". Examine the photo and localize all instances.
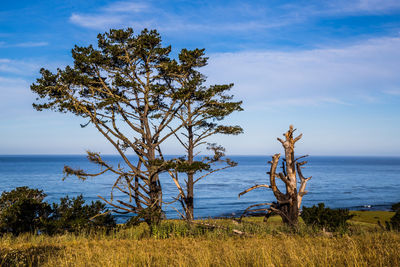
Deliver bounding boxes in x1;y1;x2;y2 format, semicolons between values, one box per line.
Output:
383;202;400;231
388;210;400;231
0;187;116;235
391;202;400;212
0;187;51;235
301;203;354;232
47;195;116;234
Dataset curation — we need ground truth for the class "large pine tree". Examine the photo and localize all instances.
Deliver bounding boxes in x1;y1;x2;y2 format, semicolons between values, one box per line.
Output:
31;28;191;226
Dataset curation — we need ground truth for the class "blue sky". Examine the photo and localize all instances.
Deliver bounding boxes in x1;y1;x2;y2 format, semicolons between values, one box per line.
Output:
1;0;400;155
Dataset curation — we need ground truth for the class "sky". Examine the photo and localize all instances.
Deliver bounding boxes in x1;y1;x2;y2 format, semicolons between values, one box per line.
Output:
1;0;400;156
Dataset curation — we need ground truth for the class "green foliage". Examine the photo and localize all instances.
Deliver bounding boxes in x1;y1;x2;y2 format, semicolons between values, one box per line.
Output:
46;195;116;234
30;27;243;224
384;205;400;231
388;210;400;231
391;202;400;212
301;203;354;232
0;187;51;235
391;211;400;227
30;28;200;225
0;187;115;236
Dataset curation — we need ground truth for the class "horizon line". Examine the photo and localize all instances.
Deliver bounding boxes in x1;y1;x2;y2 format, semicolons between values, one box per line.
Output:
1;154;400;157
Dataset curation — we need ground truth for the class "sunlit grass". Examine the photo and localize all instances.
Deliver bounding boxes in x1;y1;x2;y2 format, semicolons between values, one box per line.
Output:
0;212;398;266
350;210;394;224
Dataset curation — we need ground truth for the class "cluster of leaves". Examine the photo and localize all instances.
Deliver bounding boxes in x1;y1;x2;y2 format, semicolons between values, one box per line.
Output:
301;203;354;232
0;187;115;235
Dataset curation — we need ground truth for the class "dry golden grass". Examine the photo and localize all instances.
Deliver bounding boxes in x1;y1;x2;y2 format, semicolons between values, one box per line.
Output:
0;212;398;267
1;232;399;266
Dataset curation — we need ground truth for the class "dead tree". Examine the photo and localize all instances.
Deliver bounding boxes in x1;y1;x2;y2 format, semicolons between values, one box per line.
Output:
239;125;311;226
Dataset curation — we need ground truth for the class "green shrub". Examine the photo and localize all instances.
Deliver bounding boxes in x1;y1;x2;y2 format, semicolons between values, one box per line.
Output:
46;195;116;234
387;211;400;231
0;187;116;235
384;203;400;231
0;187;51;235
391;202;400;212
301;203;354;232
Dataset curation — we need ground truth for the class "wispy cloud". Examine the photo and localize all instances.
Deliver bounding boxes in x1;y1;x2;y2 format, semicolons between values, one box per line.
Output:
68;0;400;33
282;0;400;17
205;37;400;109
384;89;400;96
70;1;150;30
0;41;48;48
14;41;48;47
332;0;400;13
70;13;126;29
102;1;148;13
67;1;302;32
0;58;41;76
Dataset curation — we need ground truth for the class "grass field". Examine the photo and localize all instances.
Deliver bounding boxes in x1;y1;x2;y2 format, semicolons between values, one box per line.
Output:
0;211;398;266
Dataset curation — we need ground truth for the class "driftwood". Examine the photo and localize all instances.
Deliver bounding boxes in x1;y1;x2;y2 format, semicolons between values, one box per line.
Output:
239;125;311;226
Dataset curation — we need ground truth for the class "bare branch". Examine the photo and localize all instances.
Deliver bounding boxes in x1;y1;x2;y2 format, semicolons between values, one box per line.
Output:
194;164;233;184
240;202;274;220
293;133;303;143
295;155;309;162
97;195;136;213
238;184;271;198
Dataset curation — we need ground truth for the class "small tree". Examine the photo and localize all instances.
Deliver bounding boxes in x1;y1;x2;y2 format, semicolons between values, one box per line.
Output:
239;125;311;226
31;28;192;226
0;187;51;235
164;48;242;221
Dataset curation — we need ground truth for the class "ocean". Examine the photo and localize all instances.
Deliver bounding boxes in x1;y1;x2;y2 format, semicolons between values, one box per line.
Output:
0;155;399;222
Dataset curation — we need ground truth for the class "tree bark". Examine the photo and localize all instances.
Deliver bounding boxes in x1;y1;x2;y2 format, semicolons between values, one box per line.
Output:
186;123;195;221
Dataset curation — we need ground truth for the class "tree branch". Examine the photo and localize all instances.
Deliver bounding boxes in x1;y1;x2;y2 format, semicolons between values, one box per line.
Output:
238;184;271;198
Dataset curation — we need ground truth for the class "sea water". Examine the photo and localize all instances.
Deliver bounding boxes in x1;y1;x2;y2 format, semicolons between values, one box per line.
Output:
0;155;399;222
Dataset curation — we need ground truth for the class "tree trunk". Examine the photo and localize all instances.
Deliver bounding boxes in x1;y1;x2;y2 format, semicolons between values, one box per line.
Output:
278;193;299;226
145;145;163;226
146;178;162;226
185;173;194;221
186;123;194;221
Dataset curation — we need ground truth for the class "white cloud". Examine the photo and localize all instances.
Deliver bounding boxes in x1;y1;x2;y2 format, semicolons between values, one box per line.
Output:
0;58;41;76
205;37;400;109
342;0;400;13
102;1;148;13
286;0;400;17
67;1;304;32
15;42;48;47
68;0;400;36
70;1;149;29
70;13;125;29
0;41;48;48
